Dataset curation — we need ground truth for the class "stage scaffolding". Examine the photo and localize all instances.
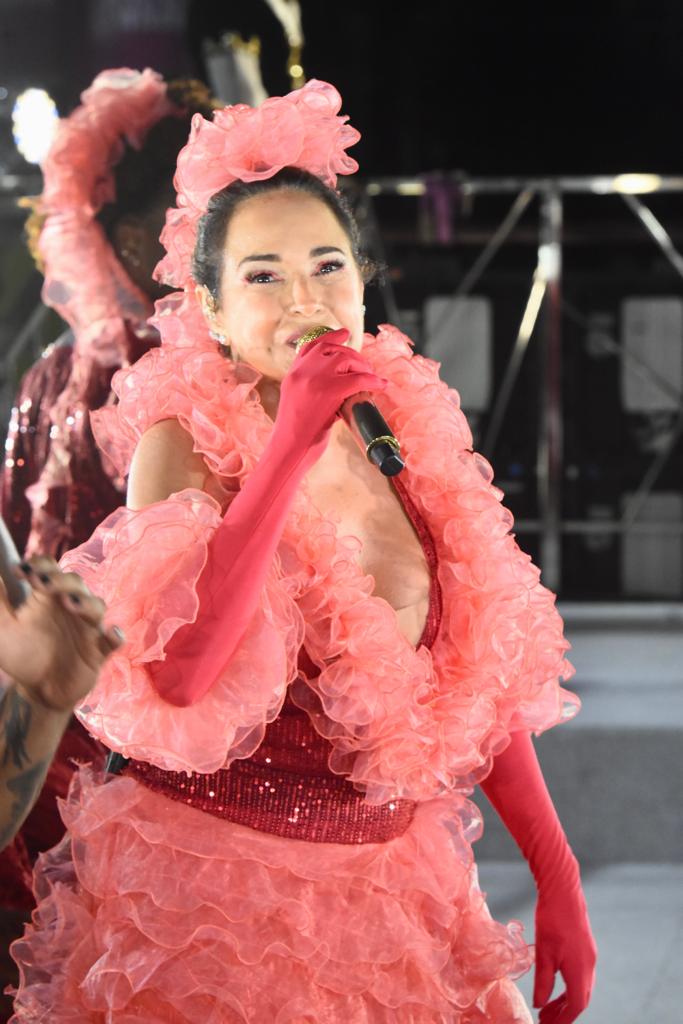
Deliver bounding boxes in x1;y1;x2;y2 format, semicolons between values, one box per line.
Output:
2;171;683;593
360;174;683;592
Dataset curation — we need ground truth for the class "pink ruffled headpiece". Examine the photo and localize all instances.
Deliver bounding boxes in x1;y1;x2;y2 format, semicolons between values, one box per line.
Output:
38;68;174;364
155;80;361;292
22;70;175;545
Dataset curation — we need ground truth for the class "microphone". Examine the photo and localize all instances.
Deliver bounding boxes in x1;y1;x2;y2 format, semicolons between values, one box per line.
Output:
295;326;405;477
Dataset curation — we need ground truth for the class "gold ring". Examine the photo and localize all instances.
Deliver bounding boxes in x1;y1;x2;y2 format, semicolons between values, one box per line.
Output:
294;325;336;355
365;435;401;458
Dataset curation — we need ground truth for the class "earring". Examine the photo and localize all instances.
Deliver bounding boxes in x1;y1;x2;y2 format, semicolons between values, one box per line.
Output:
204;293;229;348
210;329;233;358
361;304;366;314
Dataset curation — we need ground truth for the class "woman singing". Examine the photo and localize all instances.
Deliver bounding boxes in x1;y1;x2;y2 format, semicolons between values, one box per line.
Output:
11;80;595;1022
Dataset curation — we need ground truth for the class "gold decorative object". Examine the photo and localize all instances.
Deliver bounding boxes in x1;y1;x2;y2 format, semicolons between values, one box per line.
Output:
294;325;334;354
287;44;306;90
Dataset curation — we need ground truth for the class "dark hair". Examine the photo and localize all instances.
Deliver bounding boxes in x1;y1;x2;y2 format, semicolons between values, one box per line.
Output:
192;167;379;300
97;79;216;237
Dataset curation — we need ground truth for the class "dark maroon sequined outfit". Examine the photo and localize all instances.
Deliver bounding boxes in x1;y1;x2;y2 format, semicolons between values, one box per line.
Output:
1;327;157;561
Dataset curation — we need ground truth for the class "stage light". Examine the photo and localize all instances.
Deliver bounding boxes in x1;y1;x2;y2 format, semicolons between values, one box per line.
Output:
612;173;662;195
396;182;426;196
12;88;58;165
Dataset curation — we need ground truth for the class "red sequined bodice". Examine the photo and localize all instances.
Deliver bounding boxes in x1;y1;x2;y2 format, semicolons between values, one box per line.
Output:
127;477;442;845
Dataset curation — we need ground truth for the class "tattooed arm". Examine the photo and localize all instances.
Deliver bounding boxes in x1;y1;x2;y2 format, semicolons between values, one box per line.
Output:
0;555;123;850
0;684;71;850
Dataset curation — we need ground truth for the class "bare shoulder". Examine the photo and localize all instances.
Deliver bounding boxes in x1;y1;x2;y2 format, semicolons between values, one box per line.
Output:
127;418;217;509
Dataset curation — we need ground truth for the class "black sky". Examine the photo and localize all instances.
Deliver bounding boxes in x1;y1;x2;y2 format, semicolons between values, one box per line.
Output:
2;1;683;177
190;1;683;177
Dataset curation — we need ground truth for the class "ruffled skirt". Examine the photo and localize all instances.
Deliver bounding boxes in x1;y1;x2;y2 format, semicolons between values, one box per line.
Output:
10;768;532;1023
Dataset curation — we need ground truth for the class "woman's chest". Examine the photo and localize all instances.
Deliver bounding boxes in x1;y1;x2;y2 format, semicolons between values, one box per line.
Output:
304;463;432;646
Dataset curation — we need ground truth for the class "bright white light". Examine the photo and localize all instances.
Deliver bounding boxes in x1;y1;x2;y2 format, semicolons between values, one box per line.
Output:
367;182;424;197
538;242;561;281
12;88;59;165
519;275;546;342
396;182;426;196
612;173;662;195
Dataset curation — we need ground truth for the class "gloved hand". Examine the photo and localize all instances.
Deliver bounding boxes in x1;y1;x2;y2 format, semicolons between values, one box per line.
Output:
279;329;385;463
479;730;597;1023
148;329;387;706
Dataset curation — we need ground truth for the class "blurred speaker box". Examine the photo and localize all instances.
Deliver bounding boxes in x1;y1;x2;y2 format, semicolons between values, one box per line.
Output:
423;296;493;412
620;492;683;597
621;297;683;413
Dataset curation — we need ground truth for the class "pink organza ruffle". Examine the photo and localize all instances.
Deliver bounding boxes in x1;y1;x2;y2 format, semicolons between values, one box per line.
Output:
297;327;578;802
86;321;577;796
156;80;360;289
61;491;303;774
39;68;169;359
10;767;533;1023
91;293;265;483
23;69;169;534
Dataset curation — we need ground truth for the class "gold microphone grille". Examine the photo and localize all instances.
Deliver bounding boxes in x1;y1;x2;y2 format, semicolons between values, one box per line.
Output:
294;325;335;355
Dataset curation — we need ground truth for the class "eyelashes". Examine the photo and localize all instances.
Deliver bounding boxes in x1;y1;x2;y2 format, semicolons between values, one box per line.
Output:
244;271;277;284
244;260;345;285
317;259;345;275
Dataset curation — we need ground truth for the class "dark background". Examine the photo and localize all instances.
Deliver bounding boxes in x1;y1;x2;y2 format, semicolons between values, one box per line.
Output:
2;0;683;176
1;0;683;599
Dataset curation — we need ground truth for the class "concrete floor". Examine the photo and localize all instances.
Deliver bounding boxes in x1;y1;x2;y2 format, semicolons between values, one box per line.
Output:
480;861;683;1024
478;606;683;1023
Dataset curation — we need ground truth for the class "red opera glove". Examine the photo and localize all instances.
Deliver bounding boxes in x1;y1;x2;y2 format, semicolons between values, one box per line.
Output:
148;330;387;707
480;731;597;1023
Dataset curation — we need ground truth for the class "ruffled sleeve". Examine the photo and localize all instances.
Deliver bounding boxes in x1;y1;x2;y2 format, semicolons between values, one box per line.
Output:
62;489;303;774
66;319;304;774
90;299;268;484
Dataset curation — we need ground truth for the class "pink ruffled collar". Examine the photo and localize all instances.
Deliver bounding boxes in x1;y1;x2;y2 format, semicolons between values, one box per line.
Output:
93;312;578;802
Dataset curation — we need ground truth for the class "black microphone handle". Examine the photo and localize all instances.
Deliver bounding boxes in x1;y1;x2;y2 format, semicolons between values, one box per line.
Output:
340;393;405;477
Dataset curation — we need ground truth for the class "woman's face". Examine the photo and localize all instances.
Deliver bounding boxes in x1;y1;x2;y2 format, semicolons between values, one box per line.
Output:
207;190;365;381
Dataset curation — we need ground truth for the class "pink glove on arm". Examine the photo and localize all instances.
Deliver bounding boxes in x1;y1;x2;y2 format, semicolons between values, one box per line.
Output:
148;331;387;707
480;731;597;1024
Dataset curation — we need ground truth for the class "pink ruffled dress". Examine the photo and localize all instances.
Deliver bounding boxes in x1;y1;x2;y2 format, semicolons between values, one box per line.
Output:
10;322;578;1023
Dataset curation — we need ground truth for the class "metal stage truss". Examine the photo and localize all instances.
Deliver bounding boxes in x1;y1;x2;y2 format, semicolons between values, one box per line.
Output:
2;172;683;593
360;174;683;592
